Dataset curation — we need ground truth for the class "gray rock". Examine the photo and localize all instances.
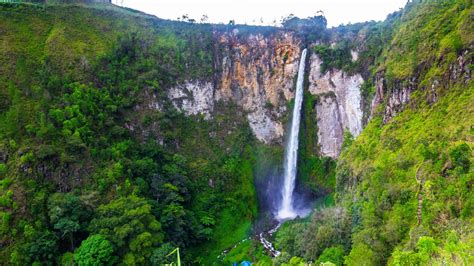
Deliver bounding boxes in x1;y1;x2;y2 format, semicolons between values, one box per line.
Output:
167;81;215;119
316;95;344;158
309;53;364;158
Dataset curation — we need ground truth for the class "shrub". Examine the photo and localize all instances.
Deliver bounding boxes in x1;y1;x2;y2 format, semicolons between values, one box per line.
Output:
344;243;375;266
303;207;351;260
449;143;471;173
74;235;115;266
317;246;345;266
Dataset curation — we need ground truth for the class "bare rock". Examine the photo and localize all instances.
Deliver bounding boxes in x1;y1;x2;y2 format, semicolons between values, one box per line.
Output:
309;53;364;158
215;31;302;143
316;95;344;158
167;81;215;119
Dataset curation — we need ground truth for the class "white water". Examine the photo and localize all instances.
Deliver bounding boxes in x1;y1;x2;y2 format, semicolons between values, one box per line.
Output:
277;48;307;220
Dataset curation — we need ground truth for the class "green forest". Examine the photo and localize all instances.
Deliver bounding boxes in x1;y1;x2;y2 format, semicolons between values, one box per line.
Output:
0;0;472;265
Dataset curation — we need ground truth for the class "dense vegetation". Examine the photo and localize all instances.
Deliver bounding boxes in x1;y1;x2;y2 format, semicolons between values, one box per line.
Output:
0;0;472;265
0;3;268;264
273;0;473;265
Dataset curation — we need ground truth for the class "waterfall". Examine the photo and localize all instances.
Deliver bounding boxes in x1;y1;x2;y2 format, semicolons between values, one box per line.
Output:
277;48;307;220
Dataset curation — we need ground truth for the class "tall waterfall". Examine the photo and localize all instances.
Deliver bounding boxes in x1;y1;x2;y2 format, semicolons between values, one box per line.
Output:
277;48;307;220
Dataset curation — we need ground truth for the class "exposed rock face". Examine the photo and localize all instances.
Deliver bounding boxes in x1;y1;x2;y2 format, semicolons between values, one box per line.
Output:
166;30;302;144
315;96;343;158
449;49;472;83
215;30;302;143
383;80;414;123
350;50;359;62
167;81;214;119
370;72;385;117
308;53;364;158
371;50;472;123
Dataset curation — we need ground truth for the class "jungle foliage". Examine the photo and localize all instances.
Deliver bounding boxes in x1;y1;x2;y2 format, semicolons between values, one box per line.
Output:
274;0;473;265
0;3;262;264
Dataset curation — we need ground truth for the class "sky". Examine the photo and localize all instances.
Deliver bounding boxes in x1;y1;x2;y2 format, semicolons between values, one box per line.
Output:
112;0;408;27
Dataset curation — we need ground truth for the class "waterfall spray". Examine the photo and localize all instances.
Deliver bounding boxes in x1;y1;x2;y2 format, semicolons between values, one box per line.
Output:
277;48;307;220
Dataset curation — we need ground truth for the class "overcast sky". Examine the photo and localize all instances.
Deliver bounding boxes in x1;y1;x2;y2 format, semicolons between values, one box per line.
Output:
112;0;408;27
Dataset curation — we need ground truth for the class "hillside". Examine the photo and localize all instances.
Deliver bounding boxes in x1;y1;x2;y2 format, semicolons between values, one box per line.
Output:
0;3;265;264
274;0;473;265
0;0;472;265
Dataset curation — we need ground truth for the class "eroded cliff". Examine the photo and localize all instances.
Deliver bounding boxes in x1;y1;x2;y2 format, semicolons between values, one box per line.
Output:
163;29;367;157
164;30;302;144
308;53;364;158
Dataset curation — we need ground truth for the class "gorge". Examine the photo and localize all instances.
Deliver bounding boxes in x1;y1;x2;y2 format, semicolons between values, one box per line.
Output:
0;1;472;265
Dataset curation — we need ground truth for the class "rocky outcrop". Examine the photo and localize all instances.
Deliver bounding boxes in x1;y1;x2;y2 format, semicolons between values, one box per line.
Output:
167;81;214;119
162;38;372;154
371;50;472;123
214;30;302;143
308;53;364;158
383;80;414;123
315;96;343;158
166;30;302;144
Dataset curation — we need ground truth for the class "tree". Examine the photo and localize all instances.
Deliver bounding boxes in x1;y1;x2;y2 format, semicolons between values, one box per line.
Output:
281;14;327;30
449;143;471;173
88;195;164;263
200;14;209;24
48;193;91;250
274;222;307;257
150;155;193;247
27;231;59;264
285;256;306;265
74;235;114;266
303;207;351;260
317;246;345;266
344;243;375;266
150;243;174;265
281;14;328;42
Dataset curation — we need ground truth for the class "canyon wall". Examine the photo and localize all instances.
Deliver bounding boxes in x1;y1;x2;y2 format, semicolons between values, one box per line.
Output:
166;30;302;144
308;53;364;158
371;49;472;123
163;30;367;157
215;30;302;144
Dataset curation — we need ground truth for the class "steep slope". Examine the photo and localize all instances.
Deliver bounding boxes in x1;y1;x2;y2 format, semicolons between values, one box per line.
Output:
338;0;473;264
0;3;267;264
0;3;327;264
271;0;472;265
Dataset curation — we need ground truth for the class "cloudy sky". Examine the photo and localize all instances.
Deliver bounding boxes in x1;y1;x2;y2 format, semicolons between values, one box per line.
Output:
113;0;408;27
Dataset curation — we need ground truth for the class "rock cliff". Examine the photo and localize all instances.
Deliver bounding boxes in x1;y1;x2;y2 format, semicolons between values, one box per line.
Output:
308;53;364;158
166;30;302;144
164;31;369;156
371;49;472;123
162;29;471;159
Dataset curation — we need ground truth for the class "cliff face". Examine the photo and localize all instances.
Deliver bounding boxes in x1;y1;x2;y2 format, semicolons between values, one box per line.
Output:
164;30;367;156
371;49;472;123
216;30;302;144
308;53;364;158
165;30;302;144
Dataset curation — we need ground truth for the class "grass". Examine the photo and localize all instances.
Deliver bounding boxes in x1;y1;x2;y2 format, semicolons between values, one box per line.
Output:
337;81;473;262
221;238;273;265
381;0;471;81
